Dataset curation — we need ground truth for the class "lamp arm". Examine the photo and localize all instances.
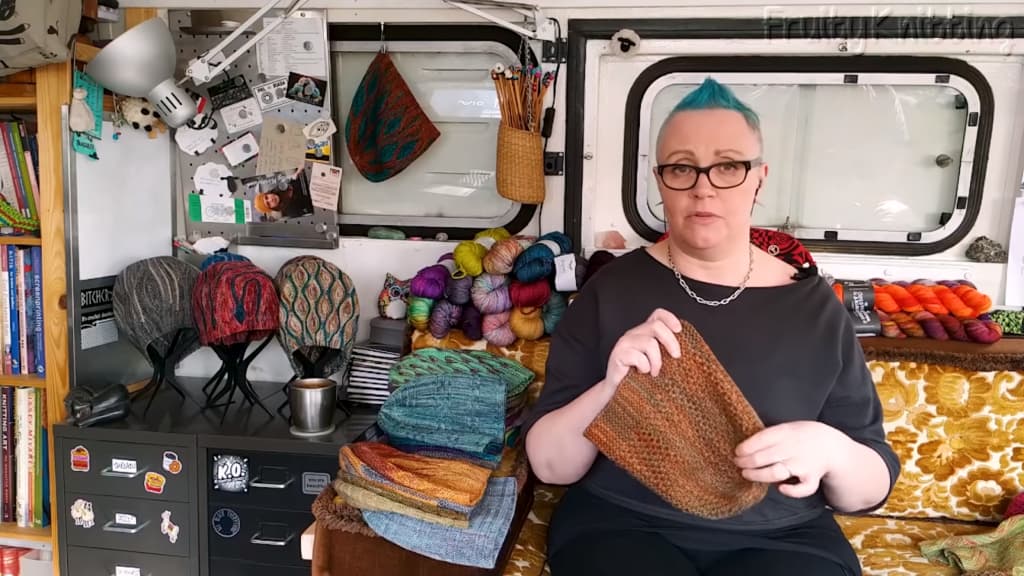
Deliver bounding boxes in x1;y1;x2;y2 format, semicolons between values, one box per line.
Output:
184;0;310;85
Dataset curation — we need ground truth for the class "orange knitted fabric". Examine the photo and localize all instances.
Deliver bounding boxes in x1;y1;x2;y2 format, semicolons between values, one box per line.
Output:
583;318;769;519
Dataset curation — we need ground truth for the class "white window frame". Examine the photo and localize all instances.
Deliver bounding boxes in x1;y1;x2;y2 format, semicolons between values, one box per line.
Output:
634;71;981;245
330;39;528;231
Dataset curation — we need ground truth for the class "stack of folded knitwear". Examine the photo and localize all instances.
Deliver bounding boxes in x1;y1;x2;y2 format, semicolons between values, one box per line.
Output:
313;347;536;573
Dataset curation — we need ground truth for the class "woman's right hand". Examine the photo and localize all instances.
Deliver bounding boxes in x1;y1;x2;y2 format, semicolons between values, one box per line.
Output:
603;308;683;395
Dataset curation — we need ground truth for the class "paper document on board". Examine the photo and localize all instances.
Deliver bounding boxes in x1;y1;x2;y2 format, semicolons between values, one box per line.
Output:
257;16;328;79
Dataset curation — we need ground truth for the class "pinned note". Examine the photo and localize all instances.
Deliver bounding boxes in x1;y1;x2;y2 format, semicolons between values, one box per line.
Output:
309;162;342;211
256;117;307;175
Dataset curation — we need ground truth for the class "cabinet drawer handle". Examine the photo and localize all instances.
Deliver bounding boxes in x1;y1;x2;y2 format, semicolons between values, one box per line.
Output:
249;476;293;490
102;520;149;534
250;532;293;546
101;466;147;479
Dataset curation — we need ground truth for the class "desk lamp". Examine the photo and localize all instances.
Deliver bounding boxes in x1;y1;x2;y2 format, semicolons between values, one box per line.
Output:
85;0;309;129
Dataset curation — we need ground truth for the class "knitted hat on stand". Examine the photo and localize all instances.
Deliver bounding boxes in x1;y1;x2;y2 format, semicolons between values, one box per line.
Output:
112;256;201;362
192;261;280;347
345;51;440;182
200;252;251;271
274;255;360;378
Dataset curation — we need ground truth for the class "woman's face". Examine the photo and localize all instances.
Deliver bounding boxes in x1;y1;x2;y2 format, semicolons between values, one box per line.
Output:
655;108;767;255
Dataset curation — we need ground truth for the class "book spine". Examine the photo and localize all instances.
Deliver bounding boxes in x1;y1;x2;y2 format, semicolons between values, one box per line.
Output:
7;247;17;375
30;247;42;376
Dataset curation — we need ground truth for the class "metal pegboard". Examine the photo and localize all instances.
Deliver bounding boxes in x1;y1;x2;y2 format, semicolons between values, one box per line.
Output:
169;9;338;249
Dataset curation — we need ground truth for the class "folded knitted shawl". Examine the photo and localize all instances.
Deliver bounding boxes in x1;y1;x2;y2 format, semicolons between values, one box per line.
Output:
584;318;768;519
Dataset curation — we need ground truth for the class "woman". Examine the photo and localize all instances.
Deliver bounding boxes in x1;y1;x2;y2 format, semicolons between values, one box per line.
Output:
521;78;900;576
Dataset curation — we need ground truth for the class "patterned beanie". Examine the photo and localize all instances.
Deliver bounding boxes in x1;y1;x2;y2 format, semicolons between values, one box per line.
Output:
112;256;201;362
345;51;440;182
192;261;280;347
200;252;251;271
275;255;360;378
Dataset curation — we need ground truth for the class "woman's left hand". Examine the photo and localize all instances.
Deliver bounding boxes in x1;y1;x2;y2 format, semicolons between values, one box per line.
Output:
733;421;849;499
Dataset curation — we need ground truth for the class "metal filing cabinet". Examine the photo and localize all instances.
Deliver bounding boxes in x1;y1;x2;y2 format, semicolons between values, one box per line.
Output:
55;429;199;576
55;380;380;576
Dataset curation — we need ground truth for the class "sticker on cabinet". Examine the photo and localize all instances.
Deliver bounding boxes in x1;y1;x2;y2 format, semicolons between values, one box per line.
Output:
70;445;90;472
71;499;94;528
163;451;182;475
144;472;166;494
161;510;180;544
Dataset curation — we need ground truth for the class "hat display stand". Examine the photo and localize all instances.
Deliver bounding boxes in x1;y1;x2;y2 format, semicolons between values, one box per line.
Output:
131;327;195;416
202;336;275;421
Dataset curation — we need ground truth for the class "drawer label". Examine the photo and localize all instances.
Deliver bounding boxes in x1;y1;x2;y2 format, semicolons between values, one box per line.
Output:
114;512;137;526
115;567;140;576
302;472;330;495
111;458;137;475
70;445;89;472
212;454;249;493
70;498;94;529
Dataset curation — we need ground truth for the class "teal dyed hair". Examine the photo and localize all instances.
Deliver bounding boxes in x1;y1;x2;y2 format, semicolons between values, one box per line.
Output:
657;77;763;155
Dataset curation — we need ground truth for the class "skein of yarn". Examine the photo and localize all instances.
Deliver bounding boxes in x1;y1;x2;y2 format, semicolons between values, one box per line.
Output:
583;251;617;286
407;296;434;331
460;305;483;340
428;299;463;339
471;273;513;314
510;279;551;308
509;307;545;341
410;254;458;299
446;275;473;305
482;310;516;347
483;237;530;275
542;291;567;334
453;228;511;279
514;231;574;283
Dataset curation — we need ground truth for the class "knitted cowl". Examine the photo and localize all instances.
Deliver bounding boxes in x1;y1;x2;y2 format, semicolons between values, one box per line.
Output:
191;261;280;347
584;318;769;519
274;255;360;378
112;256;201;362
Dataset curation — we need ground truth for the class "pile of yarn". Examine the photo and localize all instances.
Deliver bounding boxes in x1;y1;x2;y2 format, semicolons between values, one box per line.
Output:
407;228;584;347
872;279;1002;343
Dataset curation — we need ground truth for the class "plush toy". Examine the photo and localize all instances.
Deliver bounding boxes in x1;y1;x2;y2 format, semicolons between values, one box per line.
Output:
120;97;167;139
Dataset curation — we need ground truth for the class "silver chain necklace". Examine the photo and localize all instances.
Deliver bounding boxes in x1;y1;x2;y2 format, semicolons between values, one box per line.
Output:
667;243;754;307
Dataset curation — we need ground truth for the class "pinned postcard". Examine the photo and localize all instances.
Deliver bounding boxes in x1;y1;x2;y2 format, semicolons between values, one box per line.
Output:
253;77;290;111
286;72;326;108
256;117;307;175
309;162;341;211
243;167;314;223
220;98;263;134
256;14;327;78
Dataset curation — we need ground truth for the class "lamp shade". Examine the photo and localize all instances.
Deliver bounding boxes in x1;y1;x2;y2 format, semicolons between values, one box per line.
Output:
86;17;196;129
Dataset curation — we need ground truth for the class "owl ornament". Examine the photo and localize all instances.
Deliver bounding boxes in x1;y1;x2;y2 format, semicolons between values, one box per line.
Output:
378;273;410;319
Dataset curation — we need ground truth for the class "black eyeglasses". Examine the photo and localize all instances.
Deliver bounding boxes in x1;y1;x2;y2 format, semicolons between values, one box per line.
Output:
654;159;761;191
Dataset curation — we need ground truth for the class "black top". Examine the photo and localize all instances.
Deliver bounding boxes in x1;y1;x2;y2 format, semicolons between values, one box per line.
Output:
522;247;901;532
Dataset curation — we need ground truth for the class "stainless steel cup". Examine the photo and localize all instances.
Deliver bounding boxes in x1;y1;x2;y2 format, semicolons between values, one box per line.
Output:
288;378;338;436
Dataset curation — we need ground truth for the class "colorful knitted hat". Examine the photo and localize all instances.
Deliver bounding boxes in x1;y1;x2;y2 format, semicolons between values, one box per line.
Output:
200;252;251;271
345;51;440;182
659;227;817;275
584;319;768;519
191;261;280;347
274;255;360;378
113;256;201;362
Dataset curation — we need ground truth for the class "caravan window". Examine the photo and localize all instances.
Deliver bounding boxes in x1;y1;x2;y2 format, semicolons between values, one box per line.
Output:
630;71;985;252
331;37;532;237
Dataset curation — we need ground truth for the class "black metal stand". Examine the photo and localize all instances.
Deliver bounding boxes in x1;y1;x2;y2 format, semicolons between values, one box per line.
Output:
202;336;274;423
131;329;194;417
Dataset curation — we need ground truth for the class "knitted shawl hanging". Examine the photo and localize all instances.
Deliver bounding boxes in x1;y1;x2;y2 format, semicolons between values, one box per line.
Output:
274;255;360;378
345;51;440;182
584;318;769;519
658;228;817;276
191;261;280;347
112;255;201;362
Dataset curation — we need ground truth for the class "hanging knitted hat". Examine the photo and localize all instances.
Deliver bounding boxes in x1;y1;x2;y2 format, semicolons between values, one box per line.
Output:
113;256;201;362
192;261;280;347
584;318;768;520
200;252;251;271
274;255;360;378
345;51;440;182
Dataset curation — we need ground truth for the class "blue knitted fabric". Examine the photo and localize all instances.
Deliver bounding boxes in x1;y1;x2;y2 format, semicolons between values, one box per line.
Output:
199;252;250;271
378;373;506;466
361;476;518;568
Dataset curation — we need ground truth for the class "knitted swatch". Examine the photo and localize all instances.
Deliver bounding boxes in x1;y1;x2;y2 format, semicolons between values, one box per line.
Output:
584;319;768;519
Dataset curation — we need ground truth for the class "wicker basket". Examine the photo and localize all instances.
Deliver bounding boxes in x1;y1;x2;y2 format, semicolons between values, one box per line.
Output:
495;124;545;205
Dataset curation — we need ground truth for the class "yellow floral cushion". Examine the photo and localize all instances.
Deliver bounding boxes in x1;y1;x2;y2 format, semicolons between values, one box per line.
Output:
836;514;996;575
503;485;564;576
871;361;1024;523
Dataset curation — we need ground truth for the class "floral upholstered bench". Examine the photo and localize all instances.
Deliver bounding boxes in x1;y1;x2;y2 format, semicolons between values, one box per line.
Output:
411;331;1024;576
